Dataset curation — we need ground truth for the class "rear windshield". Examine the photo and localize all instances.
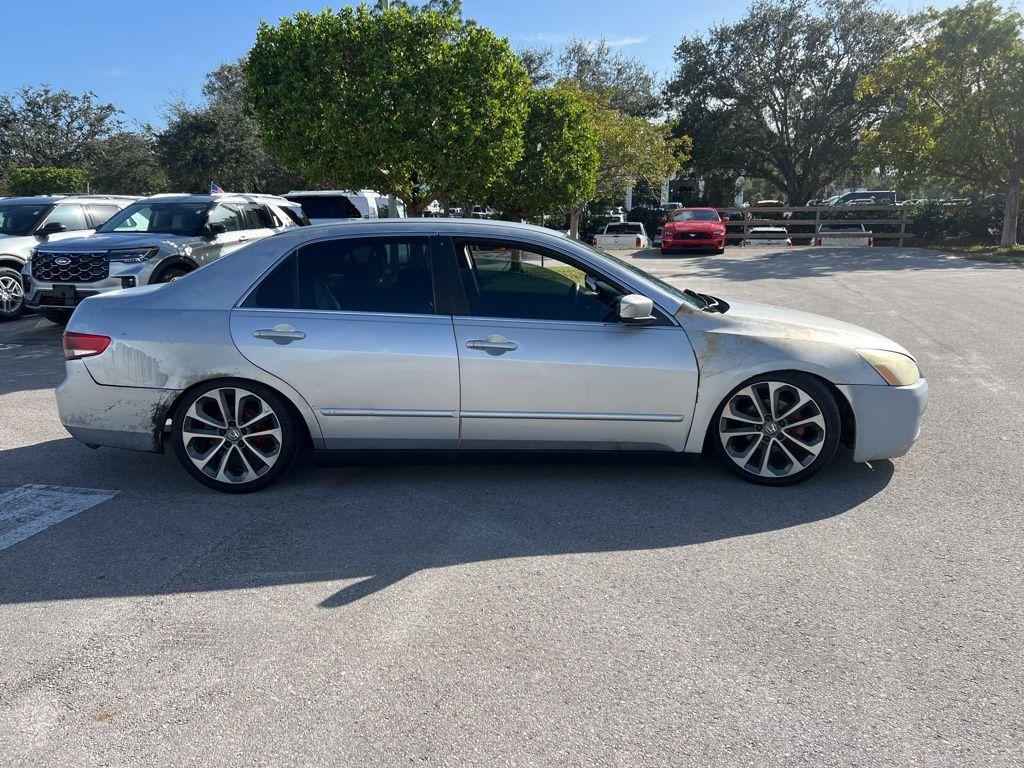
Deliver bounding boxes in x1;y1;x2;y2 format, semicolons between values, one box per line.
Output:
669;209;720;222
605;223;643;234
287;195;361;220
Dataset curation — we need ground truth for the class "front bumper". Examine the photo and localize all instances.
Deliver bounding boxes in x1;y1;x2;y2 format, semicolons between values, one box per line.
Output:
23;259;160;311
837;377;929;462
57;360;180;453
662;236;726;250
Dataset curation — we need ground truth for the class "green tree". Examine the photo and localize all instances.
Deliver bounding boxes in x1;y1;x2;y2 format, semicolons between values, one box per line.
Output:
491;88;598;221
8;167;87;196
157;61;298;193
88;128;169;195
562;87;685;238
0;86;120;183
664;0;906;204
557;38;660;118
246;4;529;215
859;0;1024;246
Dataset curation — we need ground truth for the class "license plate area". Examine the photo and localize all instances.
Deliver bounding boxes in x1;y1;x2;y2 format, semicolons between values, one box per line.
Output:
53;285;78;306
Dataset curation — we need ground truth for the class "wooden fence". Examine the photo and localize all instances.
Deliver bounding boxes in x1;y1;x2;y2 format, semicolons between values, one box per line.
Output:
713;205;914;246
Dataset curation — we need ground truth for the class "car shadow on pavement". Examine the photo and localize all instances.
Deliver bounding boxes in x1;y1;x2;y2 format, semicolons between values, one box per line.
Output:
0;438;895;609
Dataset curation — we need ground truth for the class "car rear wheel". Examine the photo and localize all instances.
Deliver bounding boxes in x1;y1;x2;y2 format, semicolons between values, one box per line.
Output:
171;380;298;493
711;372;840;486
0;267;26;322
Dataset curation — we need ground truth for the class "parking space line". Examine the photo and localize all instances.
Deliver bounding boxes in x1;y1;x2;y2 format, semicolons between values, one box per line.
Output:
0;484;119;552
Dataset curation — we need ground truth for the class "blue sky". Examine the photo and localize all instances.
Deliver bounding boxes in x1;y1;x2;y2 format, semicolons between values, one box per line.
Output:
0;0;957;127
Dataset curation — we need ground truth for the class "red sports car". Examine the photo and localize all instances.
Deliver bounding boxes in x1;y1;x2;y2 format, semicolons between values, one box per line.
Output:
660;207;728;254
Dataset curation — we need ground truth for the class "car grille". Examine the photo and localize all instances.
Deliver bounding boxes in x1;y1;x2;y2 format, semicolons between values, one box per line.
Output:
675;231;710;240
32;252;109;283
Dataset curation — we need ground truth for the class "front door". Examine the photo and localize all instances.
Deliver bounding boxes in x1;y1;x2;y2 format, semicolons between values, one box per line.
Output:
197;203;251;266
230;234;460;449
448;238;698;451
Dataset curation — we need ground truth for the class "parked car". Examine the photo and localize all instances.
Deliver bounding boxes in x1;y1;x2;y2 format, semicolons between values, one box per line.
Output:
743;226;792;247
816;224;873;247
23;193;305;324
835;190;897;205
56;219;928;492
660;208;727;254
845;198;880;207
591;222;649;250
652;227;663;248
659;202;683;212
284;190;405;222
0;195;136;321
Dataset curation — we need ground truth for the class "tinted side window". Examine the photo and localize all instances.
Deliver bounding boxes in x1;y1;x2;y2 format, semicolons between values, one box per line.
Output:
247;205;280;229
208;204;245;232
43;204;88;231
280;206;310;227
456;241;618;323
287;195;361;220
244;237;436;314
86;204;119;227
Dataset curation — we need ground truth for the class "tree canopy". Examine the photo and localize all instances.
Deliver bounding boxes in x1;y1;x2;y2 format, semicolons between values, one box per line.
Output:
859;0;1024;245
491;87;598;220
665;0;906;203
246;4;529;215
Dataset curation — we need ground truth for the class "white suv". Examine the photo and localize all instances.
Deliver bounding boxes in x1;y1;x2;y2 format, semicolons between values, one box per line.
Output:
0;195;136;321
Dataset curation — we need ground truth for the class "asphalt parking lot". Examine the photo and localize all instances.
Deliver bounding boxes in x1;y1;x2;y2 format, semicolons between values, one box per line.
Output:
1;245;1021;767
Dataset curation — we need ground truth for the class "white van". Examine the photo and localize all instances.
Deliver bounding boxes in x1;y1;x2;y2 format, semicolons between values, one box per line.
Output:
284;190;407;223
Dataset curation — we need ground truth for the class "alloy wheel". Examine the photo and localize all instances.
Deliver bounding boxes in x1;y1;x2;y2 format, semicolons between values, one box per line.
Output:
0;273;24;316
717;380;827;479
180;387;284;485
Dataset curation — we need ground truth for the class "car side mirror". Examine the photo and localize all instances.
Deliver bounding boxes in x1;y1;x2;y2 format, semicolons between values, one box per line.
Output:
36;221;67;237
721;215;731;222
618;294;656;324
659;216;667;224
203;221;227;238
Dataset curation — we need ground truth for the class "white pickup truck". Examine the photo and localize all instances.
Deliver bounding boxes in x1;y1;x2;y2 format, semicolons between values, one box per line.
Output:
591;222;649;250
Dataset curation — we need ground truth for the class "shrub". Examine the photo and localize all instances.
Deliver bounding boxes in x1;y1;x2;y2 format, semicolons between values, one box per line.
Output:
7;167;88;196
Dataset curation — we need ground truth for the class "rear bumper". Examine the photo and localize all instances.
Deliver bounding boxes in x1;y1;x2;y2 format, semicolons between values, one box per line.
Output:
837;378;928;462
56;360;179;453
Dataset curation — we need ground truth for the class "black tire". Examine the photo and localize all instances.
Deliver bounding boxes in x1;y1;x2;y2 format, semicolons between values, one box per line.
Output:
171;379;299;493
0;266;26;322
710;371;841;486
153;265;192;284
38;310;70;326
715;247;726;254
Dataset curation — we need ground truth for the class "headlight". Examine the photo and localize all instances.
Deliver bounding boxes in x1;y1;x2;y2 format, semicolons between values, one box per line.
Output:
858;349;921;386
108;247;159;263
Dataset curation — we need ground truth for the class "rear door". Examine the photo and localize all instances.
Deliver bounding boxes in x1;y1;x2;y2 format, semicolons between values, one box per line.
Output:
231;234;459;449
447;237;698;451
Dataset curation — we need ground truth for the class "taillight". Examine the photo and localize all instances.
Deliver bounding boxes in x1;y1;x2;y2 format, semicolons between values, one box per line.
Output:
635;236;642;247
816;237;822;246
591;237;598;246
867;237;874;246
63;332;111;360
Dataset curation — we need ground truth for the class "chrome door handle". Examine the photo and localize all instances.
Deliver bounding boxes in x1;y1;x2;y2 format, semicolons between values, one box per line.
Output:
253;324;306;343
465;335;518;355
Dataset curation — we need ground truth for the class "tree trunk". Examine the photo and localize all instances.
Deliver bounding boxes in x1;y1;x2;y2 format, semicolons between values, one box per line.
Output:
568;204;584;240
1000;170;1021;248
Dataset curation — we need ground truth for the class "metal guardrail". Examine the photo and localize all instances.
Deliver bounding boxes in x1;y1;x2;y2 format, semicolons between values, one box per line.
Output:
714;205;915;246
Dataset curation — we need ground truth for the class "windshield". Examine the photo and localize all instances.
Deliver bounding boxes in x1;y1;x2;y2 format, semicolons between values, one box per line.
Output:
0;204;50;236
98;201;211;236
669;209;720;222
582;243;702;309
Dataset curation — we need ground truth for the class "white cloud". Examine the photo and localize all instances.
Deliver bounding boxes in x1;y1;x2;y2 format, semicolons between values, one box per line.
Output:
523;32;570;44
604;34;649;47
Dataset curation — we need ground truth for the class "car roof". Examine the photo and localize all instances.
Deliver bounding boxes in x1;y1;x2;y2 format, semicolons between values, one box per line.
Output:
0;194;136;205
750;226;788;232
141;193;295;205
284;189;383;198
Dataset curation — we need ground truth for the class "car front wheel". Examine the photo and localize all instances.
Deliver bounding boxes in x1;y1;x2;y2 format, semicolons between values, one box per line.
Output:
171;380;298;493
0;267;26;322
711;373;841;485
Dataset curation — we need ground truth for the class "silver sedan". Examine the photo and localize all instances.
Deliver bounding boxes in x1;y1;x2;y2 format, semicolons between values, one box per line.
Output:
56;219;928;492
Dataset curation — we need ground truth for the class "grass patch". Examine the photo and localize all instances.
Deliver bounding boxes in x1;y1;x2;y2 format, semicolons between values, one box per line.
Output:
951;244;1024;264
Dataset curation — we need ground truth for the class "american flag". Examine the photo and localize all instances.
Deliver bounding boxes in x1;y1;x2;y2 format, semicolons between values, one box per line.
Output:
210;182;225;194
